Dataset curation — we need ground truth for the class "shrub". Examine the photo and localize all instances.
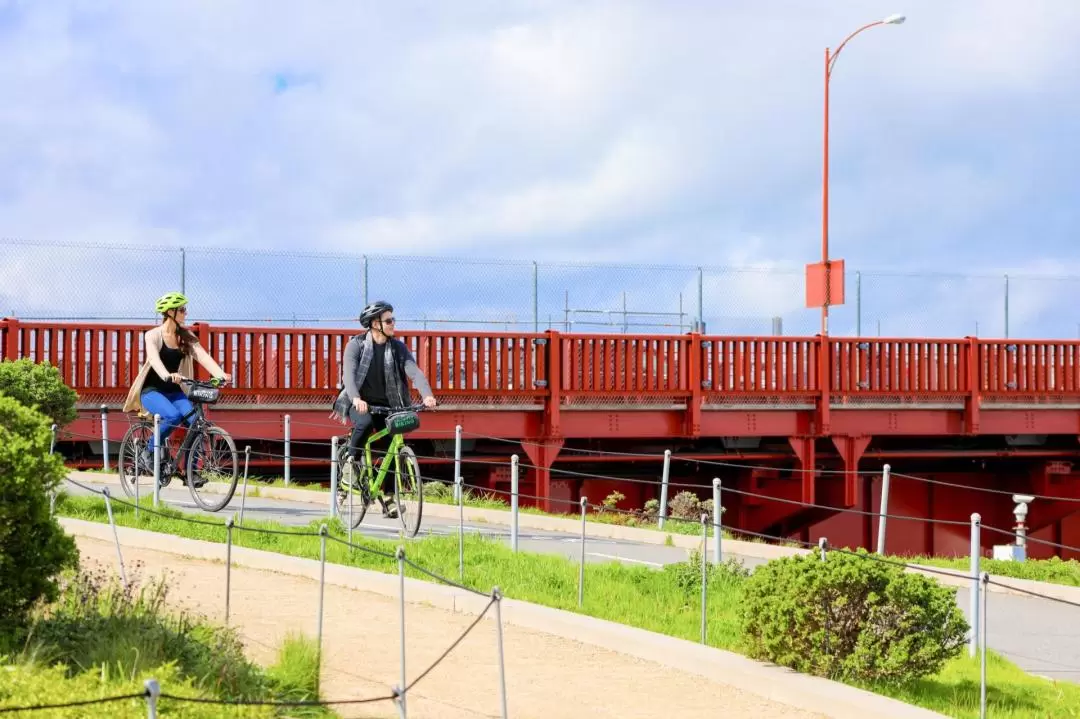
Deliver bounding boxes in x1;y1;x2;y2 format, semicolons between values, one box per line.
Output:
739;549;969;686
0;396;79;640
666;550;751;595
0;358;78;427
668;490;701;520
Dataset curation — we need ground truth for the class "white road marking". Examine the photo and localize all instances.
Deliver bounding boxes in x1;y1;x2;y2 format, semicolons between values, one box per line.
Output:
587;552;663;567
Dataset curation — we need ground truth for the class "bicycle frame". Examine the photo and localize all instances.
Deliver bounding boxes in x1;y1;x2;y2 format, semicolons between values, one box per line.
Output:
360;428;407;496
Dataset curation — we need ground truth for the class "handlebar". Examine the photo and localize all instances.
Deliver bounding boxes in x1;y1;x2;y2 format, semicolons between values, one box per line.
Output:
179;376;231;389
367;402;431;415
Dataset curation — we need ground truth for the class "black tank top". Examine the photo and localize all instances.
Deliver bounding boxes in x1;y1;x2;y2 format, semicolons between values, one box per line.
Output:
143;344;184;394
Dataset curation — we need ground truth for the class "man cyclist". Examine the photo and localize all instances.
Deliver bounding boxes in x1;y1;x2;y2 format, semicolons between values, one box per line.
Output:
331;300;436;517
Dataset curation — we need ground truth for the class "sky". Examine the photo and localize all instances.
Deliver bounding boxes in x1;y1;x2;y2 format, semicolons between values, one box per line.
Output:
0;0;1078;338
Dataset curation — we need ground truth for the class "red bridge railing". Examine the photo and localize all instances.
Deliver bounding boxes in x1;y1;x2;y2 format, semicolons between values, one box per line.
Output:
4;318;1080;412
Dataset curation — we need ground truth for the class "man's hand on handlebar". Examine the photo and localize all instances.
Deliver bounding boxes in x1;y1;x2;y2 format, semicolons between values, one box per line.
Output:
352;397;368;414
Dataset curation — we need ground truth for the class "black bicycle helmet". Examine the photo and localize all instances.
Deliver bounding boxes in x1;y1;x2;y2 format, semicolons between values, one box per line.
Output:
359;300;393;329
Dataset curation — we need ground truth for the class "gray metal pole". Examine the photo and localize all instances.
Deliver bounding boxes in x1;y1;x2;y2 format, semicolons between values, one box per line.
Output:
284;414;291;487
510;454;519;552
397;546;408;718
1004;274;1009;339
578;496;587;607
225;515;234;624
712;478;721;565
980;571;989;719
856;271;862;337
969;513;981;658
153;414;161;507
697;267;704;331
658;449;671;529
532;262;539;333
100;405;110;472
180;247;186;294
239;446;251;523
329;436;339;519
700;512;708;644
876;463;891;554
454;425;462;503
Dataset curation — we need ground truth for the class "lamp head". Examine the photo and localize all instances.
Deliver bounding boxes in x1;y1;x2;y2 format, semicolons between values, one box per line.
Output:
883;14;906;25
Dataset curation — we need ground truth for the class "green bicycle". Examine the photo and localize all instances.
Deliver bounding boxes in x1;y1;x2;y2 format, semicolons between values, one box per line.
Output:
334;403;426;537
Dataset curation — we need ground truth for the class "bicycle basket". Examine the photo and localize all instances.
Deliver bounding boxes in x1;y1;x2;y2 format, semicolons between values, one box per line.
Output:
385;410;420;436
189;385;221;404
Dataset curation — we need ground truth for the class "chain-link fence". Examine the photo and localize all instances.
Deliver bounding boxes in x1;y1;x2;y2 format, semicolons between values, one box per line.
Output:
2;238;1078;338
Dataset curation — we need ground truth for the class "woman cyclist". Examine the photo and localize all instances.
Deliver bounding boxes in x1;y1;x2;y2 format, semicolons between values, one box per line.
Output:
122;291;231;468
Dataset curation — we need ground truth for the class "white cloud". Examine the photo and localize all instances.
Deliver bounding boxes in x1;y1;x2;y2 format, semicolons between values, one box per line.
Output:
0;0;1078;335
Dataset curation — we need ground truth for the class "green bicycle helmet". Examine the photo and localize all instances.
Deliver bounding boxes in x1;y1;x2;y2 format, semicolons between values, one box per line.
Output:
154;291;188;315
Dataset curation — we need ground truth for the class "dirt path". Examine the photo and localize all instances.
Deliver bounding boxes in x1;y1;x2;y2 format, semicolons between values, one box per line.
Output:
75;536;829;719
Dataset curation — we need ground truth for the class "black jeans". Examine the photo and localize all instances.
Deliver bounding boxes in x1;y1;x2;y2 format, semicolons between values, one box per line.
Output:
347;406;388;491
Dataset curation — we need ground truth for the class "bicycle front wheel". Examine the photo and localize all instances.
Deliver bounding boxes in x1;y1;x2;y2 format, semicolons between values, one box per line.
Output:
394;445;423;537
335;440;369;529
186;426;239;512
117;421;153;499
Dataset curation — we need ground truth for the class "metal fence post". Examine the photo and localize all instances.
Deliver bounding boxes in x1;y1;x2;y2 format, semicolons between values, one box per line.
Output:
396;545;408;718
225;514;234;624
50;423;57;454
1004;273;1010;339
493;587;509;719
877;463;891;554
578;496;587;607
980;571;989;719
239;446;251;523
819;536;828;561
700;512;708;644
49;423;58;515
658;449;671;529
317;524;328;695
133;439;141;521
458;469;464;582
712;478;721;565
329;436;339;519
454;424;462;503
283;414;291;487
970;512;981;658
152;414;161;507
510;454;519;552
144;678;160;718
102;487;128;589
100;405;110;472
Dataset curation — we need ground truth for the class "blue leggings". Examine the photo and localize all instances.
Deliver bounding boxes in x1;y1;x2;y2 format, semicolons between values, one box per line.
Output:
141;389;195;452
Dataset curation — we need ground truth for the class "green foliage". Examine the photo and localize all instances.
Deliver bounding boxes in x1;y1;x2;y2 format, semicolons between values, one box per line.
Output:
3;566;331;717
665;550;751;596
0;358;78;427
740;549;969;686
0;396;79;640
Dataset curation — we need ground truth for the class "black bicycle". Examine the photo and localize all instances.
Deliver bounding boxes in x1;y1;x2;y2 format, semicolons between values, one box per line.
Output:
117;377;239;512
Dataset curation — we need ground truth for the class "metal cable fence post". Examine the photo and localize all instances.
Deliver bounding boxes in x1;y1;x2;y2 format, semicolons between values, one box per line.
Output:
225;514;234;625
578;496;587;608
153;414;161;507
510;454;519;552
144;678;159;718
396;545;408;719
819;537;828;561
458;471;464;582
50;423;57;454
133;439;141;521
454;425;462;503
700;512;708;645
658;450;671;529
102;487;128;589
283;414;291;487
712;478;721;565
100;405;110;472
493;587;509;719
980;571;989;719
317;523;328;696
877;463;891;554
329;436;339;519
970;512;982;657
239;446;251;523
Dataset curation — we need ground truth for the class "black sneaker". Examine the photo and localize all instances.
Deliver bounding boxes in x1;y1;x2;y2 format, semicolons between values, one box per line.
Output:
380;496;399;519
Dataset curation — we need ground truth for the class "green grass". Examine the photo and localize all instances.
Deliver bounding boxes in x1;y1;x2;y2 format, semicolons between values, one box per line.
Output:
54;493;1080;719
904;554;1080;588
0;560;332;718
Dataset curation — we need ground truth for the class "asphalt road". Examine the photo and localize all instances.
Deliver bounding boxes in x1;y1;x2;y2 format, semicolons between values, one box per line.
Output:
62;480;1080;684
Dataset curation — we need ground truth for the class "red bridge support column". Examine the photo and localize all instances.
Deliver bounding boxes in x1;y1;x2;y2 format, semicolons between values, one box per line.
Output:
788;436;817;505
523;439;564;513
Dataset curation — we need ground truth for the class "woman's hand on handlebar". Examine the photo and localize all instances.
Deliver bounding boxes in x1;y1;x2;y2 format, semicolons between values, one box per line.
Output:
422;395;437;409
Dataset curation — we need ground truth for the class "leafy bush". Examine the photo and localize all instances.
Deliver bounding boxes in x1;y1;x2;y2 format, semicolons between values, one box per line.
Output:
739;549;969;686
0;358;78;427
666;550;751;595
0;396;79;640
668;490;701;520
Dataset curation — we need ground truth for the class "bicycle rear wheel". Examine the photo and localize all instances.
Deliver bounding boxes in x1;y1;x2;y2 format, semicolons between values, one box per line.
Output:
393;445;423;537
334;440;369;529
186;425;239;512
117;421;154;499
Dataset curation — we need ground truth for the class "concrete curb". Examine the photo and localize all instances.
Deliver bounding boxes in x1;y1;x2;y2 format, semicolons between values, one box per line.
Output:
60;517;948;719
66;470;1080;603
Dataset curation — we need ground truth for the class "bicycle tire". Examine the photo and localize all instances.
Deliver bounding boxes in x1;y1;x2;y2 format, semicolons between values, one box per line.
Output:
116;421;154;499
186;425;239;512
335;441;369;529
394;445;423;537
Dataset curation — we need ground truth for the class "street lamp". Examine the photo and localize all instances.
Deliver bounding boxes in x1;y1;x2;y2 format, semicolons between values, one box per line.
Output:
813;14;905;336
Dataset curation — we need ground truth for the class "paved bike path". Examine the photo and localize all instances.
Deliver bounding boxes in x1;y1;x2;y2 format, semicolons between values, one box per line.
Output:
62;472;1080;683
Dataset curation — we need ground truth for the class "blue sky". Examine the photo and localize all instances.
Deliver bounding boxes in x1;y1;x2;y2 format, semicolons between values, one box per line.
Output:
0;1;1078;338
